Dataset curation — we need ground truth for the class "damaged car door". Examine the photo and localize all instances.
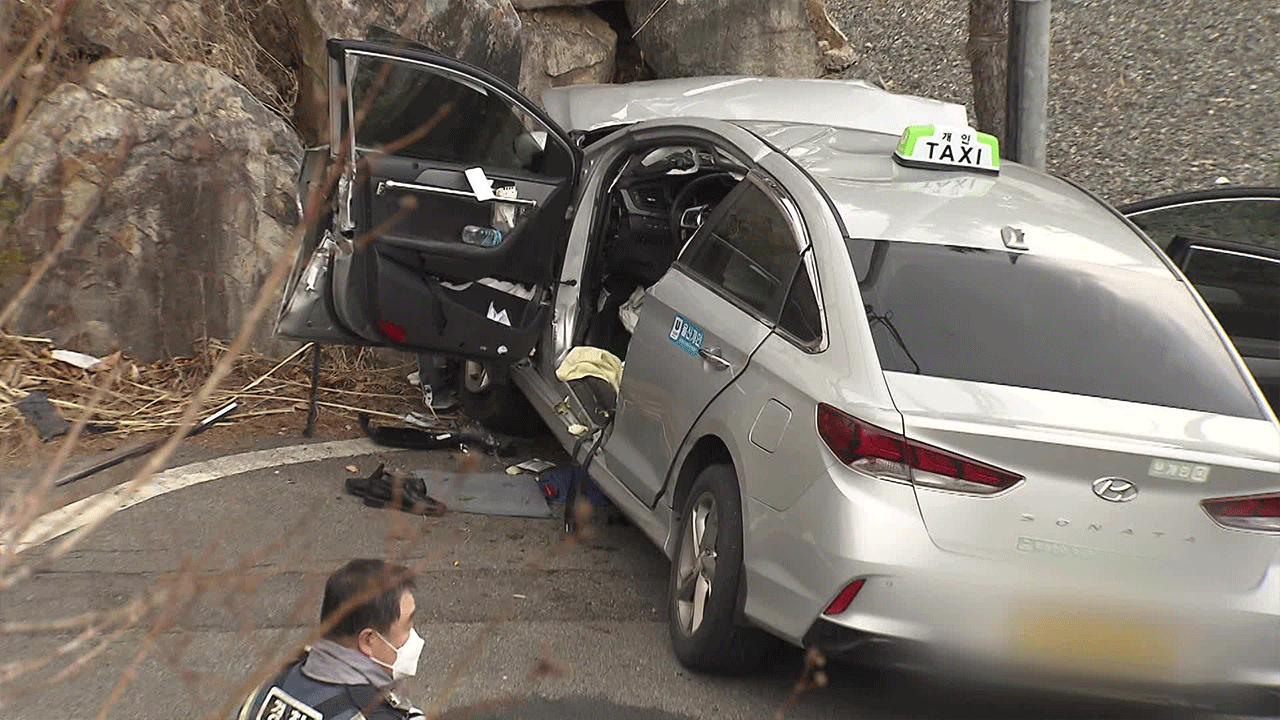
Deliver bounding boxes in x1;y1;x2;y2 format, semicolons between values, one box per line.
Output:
600;175;810;506
276;39;583;364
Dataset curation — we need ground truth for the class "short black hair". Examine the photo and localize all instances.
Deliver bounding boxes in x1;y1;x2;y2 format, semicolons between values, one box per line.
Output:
320;559;416;640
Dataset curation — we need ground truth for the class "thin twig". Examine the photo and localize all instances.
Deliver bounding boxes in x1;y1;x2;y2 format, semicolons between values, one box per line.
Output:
631;0;673;37
238;342;312;393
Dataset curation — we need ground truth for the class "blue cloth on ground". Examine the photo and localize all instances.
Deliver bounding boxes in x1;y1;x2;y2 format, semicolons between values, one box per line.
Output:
537;466;612;507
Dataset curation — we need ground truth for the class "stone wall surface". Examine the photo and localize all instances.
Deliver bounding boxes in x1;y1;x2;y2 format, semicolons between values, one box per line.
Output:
1;59;302;362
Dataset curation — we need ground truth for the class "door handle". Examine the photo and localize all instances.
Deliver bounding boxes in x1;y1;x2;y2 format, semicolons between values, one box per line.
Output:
376;179;539;207
698;346;732;370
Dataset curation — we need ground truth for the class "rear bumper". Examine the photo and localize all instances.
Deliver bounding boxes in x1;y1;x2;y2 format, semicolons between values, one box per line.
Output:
803;620;1280;714
743;459;1280;703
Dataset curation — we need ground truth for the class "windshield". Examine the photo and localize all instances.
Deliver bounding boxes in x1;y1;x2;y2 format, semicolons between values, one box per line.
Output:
847;238;1264;418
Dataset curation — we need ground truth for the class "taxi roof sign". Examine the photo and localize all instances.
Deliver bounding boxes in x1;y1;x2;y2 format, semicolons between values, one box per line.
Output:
893;125;1000;174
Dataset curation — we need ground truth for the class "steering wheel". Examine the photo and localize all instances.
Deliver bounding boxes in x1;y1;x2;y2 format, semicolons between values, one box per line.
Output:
668;172;740;241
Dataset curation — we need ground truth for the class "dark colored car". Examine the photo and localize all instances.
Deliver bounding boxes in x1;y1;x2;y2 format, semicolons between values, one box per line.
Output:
1120;188;1280;414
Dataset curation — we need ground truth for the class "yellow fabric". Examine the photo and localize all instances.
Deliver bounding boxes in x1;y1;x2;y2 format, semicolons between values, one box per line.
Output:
555;346;624;393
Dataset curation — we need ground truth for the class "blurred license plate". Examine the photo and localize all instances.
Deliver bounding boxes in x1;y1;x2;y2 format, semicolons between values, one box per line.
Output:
1007;604;1180;677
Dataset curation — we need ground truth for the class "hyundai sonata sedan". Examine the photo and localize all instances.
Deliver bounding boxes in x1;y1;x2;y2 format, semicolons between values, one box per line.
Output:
277;38;1280;712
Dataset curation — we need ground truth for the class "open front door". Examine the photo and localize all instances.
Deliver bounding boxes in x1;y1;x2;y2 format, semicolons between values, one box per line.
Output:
276;39;582;363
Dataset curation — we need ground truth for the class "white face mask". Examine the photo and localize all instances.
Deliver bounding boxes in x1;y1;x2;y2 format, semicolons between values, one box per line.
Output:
372;628;424;680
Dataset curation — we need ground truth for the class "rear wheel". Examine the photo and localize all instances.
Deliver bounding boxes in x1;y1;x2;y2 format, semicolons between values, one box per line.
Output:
457;362;547;438
668;463;770;675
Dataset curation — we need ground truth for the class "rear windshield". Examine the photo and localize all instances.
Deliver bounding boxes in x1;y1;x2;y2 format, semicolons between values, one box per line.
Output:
847;238;1264;418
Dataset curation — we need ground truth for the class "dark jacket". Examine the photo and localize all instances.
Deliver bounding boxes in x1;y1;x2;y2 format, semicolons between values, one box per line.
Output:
235;639;423;720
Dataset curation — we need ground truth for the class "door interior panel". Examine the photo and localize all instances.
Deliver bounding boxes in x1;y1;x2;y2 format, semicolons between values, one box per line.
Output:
364;248;548;360
357;153;566;285
316;39;582;359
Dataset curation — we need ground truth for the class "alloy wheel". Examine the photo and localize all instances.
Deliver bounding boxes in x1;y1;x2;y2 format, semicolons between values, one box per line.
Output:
675;492;719;635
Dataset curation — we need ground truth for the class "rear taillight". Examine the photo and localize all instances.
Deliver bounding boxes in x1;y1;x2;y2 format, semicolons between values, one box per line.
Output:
1201;494;1280;532
817;403;1022;495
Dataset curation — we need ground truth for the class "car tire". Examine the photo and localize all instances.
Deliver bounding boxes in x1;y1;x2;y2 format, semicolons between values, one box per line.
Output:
667;462;771;675
457;368;547;439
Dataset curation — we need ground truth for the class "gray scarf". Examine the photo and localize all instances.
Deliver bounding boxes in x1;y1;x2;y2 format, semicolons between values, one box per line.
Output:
300;639;423;716
300;638;392;687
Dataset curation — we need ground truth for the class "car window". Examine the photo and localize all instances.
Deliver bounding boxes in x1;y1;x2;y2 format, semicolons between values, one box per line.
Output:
680;181;802;316
846;238;1264;419
346;52;571;177
778;264;822;345
1180;245;1280;343
1125;197;1280;253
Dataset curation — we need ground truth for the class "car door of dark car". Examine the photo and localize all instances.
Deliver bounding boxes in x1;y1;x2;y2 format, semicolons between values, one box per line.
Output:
1121;190;1280;414
276;39;582;364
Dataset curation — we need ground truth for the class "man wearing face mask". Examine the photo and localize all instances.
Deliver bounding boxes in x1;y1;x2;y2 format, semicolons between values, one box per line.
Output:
235;559;427;720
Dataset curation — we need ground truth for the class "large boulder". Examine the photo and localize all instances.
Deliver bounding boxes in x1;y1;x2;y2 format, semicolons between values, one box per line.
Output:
62;0;299;120
624;0;825;78
290;0;524;144
66;0;203;58
517;8;617;109
511;0;595;7
0;58;302;362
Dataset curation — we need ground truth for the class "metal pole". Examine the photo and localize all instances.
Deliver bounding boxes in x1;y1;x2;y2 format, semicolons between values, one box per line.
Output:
303;344;322;437
1005;0;1051;168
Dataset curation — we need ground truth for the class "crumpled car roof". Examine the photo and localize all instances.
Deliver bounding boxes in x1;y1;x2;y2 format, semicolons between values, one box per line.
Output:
541;75;968;137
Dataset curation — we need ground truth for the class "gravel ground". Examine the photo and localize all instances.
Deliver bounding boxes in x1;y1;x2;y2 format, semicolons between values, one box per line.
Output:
826;0;1280;205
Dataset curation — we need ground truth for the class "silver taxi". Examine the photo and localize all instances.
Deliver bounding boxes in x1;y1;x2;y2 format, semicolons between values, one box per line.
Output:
278;39;1280;712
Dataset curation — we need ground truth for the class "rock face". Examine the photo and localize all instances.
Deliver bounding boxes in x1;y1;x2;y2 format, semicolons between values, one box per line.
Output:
512;0;596;8
518;8;617;108
625;0;824;78
0;58;302;362
67;0;204;58
291;0;524;144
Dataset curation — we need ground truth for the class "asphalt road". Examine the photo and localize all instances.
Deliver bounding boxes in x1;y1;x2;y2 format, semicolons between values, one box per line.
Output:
0;438;1225;720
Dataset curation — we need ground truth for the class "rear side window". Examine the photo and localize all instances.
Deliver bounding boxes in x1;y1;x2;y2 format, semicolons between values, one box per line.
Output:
778;265;822;345
1180;246;1280;343
1126;197;1280;253
847;238;1263;418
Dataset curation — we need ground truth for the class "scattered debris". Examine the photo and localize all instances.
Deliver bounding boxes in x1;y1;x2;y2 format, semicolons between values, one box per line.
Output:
505;459;556;476
343;463;446;516
50;349;109;372
537;466;612;508
53;401;238;487
344;465;358;473
568;423;589;437
358;412;515;456
0;335;434;449
15;391;71;441
401;411;438;429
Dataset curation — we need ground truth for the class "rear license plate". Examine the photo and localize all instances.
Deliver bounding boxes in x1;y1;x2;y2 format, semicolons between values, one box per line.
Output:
1006;604;1181;679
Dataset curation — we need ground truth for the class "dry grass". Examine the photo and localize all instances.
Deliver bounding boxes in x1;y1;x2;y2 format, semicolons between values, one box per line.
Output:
147;0;299;120
0;334;435;460
2;0;300;129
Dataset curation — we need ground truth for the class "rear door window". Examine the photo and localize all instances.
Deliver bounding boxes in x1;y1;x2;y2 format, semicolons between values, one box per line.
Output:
1179;245;1280;344
1125;197;1280;253
847;238;1264;419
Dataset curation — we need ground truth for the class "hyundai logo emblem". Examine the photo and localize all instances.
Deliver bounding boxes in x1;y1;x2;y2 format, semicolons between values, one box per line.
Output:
1092;477;1138;503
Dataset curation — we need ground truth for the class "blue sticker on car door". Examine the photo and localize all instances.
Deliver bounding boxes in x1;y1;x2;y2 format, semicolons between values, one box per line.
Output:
669;314;705;356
